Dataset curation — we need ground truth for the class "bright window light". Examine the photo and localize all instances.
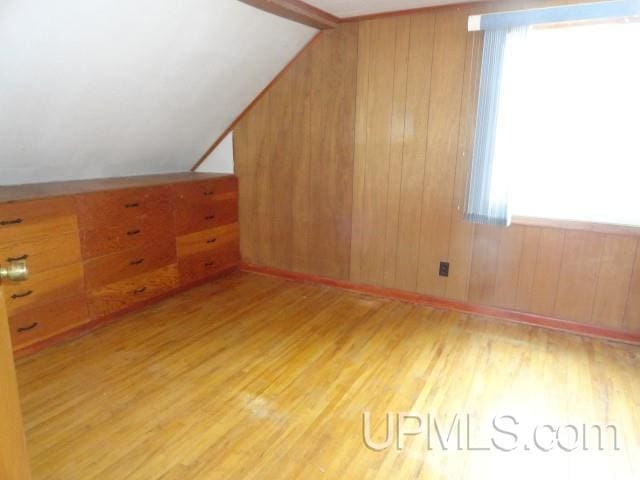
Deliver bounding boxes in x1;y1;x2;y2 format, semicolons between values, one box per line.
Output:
494;21;640;226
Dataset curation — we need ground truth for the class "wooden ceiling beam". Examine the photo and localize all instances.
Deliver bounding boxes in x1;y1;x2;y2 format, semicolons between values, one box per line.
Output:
238;0;339;29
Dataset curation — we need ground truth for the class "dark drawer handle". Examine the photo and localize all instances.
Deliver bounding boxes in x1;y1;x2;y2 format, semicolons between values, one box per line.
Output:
204;261;216;267
129;258;144;266
0;218;23;226
206;238;217;244
125;203;140;208
132;287;147;295
204;215;216;220
11;290;33;299
7;254;28;262
17;322;38;333
127;229;141;236
203;191;214;196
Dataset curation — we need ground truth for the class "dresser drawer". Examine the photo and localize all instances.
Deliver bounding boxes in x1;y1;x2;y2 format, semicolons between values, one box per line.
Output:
0;231;81;275
179;242;240;285
84;240;177;289
77;186;172;231
177;223;239;259
172;177;238;202
4;263;85;317
8;295;88;350
174;192;238;236
87;264;179;318
81;209;174;259
0;197;77;244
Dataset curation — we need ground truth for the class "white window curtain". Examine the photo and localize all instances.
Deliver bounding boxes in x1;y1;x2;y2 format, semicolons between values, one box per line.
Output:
464;0;640;227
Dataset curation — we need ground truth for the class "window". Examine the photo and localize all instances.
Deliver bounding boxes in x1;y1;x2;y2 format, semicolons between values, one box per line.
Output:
465;1;640;228
496;21;640;227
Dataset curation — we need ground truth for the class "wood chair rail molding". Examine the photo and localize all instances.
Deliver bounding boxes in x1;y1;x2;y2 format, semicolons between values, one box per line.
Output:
240;263;640;346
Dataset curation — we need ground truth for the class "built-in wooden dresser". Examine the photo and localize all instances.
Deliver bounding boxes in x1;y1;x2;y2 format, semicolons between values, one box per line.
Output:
0;173;239;355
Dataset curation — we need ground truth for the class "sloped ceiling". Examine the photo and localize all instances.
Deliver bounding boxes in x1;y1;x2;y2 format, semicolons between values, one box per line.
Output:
305;0;483;17
0;0;316;186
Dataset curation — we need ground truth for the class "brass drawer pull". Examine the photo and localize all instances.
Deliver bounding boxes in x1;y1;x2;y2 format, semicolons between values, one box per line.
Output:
11;290;33;299
204;215;216;220
129;258;144;266
0;218;23;226
6;254;28;262
127;229;141;236
132;287;147;295
125;202;140;208
206;238;217;244
17;322;38;333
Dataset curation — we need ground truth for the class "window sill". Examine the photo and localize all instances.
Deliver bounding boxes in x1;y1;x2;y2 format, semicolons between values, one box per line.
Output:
511;216;640;237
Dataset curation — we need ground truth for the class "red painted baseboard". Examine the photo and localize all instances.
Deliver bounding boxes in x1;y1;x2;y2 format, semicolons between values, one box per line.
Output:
240;263;640;346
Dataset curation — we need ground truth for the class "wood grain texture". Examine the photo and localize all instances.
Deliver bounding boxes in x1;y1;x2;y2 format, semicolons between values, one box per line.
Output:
0;197;77;243
394;13;436;292
76;186;172;232
0;230;81;275
592;235;637;328
179;243;241;285
0;173;232;203
623;245;640;332
176;223;239;259
173;192;239;237
415;9;468;297
233;2;640;334
9;295;89;350
4;263;85;317
0;286;31;480
83;240;177;289
234;23;357;280
87;264;180;319
16;272;640;479
2;175;240;354
80;210;175;259
555;231;605;322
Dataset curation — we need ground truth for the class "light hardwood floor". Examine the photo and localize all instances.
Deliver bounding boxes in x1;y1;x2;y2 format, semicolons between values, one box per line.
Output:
16;272;640;479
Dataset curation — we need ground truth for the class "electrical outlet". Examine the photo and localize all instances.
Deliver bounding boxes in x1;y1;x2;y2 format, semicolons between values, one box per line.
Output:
439;262;450;278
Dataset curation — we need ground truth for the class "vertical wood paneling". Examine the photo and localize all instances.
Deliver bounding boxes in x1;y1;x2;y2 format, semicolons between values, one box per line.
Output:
235;24;357;280
381;16;411;287
350;20;371;284
234;4;640;334
555;231;605;322
235;92;270;265
445;28;482;301
623;246;640;332
415;10;468;297
267;66;295;270
309;24;358;279
592;235;637;328
493;226;525;309
289;53;313;275
354;18;397;285
529;228;565;316
394;13;436;292
514;226;541;311
468;225;502;305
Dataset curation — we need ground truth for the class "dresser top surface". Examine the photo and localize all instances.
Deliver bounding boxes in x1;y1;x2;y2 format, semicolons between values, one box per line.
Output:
0;172;235;203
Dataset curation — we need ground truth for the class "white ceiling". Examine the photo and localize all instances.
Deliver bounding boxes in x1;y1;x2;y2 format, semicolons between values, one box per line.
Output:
305;0;481;18
0;0;315;186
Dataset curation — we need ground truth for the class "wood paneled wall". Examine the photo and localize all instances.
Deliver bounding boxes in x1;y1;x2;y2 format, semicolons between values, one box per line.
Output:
234;25;358;280
233;3;640;334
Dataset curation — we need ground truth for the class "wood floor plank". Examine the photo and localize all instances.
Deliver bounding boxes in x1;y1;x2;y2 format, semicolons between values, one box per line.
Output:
16;272;640;480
